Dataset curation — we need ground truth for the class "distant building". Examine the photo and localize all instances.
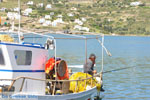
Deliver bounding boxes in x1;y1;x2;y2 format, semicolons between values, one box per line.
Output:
57;15;63;18
13;7;19;12
27;1;34;5
74;19;83;25
25;8;32;13
70;7;77;11
112;33;116;36
74;25;89;32
81;27;89;32
50;12;54;16
45;20;51;25
23;12;29;16
68;13;74;17
0;7;7;12
74;25;82;30
39;18;45;24
55;18;64;23
46;4;52;9
37;3;44;8
51;21;57;27
81;18;86;22
43;20;51;26
23;8;32;16
45;15;51;19
130;1;142;6
42;23;48;26
7;12;20;20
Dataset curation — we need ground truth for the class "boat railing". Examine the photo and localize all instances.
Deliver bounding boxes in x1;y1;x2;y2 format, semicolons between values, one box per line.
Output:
0;72;102;94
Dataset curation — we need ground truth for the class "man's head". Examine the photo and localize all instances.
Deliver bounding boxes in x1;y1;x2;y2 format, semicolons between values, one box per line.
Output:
89;53;96;64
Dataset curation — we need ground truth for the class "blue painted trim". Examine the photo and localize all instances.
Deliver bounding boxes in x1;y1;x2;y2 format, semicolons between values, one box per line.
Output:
22;42;43;47
0;69;45;72
0;42;45;49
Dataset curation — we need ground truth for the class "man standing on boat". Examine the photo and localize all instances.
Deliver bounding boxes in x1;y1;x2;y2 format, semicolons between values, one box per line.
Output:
84;53;105;92
84;53;97;75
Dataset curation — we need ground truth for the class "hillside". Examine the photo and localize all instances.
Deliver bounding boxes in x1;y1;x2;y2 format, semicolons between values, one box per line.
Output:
0;0;150;35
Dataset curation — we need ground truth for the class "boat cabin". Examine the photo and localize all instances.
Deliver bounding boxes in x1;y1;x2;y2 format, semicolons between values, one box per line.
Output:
0;42;48;95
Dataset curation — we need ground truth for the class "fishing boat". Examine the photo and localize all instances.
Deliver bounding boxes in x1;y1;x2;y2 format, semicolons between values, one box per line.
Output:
0;30;111;100
0;1;111;99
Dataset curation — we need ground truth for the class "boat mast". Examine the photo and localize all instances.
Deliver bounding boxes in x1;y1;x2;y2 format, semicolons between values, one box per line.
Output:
101;35;104;73
18;0;21;43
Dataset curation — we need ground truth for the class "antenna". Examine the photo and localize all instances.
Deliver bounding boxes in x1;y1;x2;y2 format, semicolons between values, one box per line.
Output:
18;0;21;43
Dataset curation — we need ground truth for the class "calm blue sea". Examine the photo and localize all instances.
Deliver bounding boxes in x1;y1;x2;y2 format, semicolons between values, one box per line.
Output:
1;32;150;100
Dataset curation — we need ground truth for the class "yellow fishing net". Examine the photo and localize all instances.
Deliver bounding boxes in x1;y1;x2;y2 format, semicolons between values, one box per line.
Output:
0;35;14;42
69;72;97;93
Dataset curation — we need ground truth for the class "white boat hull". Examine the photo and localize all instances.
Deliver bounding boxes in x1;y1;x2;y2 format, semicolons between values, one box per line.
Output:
5;87;98;100
38;87;97;100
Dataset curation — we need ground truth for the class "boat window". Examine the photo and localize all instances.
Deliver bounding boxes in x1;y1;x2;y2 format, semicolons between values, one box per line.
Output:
0;48;5;65
14;50;32;65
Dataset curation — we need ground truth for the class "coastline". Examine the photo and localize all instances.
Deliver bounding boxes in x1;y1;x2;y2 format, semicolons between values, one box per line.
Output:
0;27;150;37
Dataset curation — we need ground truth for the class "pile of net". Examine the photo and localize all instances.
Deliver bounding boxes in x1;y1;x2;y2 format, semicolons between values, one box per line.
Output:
69;72;97;93
0;35;14;42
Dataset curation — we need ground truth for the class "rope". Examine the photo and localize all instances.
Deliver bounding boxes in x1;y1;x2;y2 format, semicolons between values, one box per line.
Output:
97;39;112;57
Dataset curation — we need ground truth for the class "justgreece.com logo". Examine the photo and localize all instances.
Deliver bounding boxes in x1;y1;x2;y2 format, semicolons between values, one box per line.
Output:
0;94;38;99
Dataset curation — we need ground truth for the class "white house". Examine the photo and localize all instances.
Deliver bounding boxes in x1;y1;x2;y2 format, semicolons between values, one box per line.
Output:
130;1;142;6
37;3;44;8
42;20;51;26
14;13;20;19
23;12;29;16
45;15;51;19
70;7;77;11
42;23;48;26
39;18;45;24
74;25;89;32
74;25;82;30
23;8;32;16
45;20;51;25
7;12;20;20
57;15;63;18
46;4;52;9
55;18;64;23
27;1;34;5
81;27;89;32
13;7;19;12
81;18;86;22
51;21;57;27
50;12;54;16
0;7;7;12
25;8;32;13
7;12;13;19
68;13;74;17
74;19;80;23
74;19;83;25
